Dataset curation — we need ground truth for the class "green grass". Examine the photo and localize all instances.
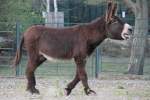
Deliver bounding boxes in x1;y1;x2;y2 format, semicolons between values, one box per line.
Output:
0;66;15;76
102;63;128;73
16;56;95;78
114;86;150;99
101;57;150;75
0;56;150;77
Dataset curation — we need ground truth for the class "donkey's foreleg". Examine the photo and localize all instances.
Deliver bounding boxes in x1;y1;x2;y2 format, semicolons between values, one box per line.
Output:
75;57;96;95
65;70;80;95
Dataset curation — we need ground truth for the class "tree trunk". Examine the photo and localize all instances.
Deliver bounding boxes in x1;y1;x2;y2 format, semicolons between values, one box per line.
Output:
128;0;148;75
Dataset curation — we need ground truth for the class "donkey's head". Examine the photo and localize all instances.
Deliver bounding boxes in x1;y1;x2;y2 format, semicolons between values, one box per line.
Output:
105;1;133;40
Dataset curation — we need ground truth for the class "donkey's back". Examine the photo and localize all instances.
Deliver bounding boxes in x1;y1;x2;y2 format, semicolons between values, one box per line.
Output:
23;25;84;60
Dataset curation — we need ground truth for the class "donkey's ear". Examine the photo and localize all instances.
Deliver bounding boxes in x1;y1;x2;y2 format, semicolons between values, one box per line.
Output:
112;3;117;16
107;1;112;10
105;1;113;23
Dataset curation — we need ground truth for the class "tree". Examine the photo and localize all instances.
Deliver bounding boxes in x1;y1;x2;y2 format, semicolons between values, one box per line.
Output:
123;0;149;75
0;0;44;31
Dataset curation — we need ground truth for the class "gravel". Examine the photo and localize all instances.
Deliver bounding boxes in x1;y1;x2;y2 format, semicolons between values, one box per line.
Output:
0;77;150;100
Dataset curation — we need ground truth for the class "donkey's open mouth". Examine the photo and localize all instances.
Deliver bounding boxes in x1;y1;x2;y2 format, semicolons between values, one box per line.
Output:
121;23;133;40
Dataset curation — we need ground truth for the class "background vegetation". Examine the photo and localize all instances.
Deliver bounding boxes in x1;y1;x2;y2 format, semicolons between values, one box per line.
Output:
0;0;150;76
0;0;43;31
0;0;140;31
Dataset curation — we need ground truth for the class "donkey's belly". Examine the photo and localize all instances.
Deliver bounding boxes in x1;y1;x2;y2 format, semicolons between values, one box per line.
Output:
39;51;59;62
39;38;75;60
39;50;73;62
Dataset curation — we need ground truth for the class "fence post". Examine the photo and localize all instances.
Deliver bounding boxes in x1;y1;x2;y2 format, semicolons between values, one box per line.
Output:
15;21;20;76
95;47;101;78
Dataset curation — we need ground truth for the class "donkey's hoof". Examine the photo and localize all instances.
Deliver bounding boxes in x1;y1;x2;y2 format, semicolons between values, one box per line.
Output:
27;88;40;94
65;88;72;96
84;88;96;95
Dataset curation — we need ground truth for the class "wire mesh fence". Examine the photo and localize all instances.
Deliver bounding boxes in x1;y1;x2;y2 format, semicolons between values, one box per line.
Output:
0;23;16;76
0;22;150;78
0;0;150;77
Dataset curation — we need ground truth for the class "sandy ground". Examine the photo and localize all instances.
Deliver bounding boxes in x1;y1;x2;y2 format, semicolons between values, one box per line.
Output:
0;77;150;100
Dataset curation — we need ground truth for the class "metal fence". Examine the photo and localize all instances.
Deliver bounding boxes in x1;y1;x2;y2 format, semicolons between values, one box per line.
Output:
0;1;150;78
17;22;99;78
0;22;98;78
0;22;16;76
0;21;150;78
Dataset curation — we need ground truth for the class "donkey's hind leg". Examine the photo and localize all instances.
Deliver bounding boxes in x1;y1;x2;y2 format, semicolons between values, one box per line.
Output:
26;55;46;94
65;70;80;95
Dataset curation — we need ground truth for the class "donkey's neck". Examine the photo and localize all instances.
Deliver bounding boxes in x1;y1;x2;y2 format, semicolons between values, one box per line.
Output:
89;16;106;32
86;16;107;44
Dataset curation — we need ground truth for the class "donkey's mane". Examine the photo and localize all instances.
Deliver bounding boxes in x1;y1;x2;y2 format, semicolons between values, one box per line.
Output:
40;16;105;31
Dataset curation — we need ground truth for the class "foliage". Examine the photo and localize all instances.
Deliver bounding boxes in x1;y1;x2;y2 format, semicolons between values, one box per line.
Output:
0;0;146;32
60;0;106;24
0;0;44;31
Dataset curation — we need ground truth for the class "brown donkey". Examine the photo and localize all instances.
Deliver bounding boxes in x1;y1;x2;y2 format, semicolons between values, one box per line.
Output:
13;2;132;95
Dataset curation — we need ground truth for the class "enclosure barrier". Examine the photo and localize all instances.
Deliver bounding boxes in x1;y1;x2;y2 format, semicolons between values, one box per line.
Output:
0;0;150;77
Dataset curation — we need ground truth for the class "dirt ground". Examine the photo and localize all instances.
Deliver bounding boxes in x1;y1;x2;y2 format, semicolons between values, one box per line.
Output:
0;76;150;100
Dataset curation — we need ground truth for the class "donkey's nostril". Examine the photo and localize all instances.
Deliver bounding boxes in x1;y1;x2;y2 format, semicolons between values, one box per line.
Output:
128;28;132;32
128;28;133;34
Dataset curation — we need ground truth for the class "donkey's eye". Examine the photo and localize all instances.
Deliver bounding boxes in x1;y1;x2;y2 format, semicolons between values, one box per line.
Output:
110;20;118;24
112;21;118;24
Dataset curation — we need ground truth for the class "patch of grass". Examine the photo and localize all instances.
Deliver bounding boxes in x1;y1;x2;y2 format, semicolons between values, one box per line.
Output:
17;56;95;78
0;66;15;76
114;86;150;99
0;56;150;78
114;89;128;96
102;63;128;74
127;89;150;98
117;85;125;89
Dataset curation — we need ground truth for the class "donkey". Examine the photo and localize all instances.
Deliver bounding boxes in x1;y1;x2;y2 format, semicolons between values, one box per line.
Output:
13;2;132;95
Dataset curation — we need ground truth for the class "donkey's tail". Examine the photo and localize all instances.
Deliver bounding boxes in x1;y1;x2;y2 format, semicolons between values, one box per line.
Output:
13;37;24;67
